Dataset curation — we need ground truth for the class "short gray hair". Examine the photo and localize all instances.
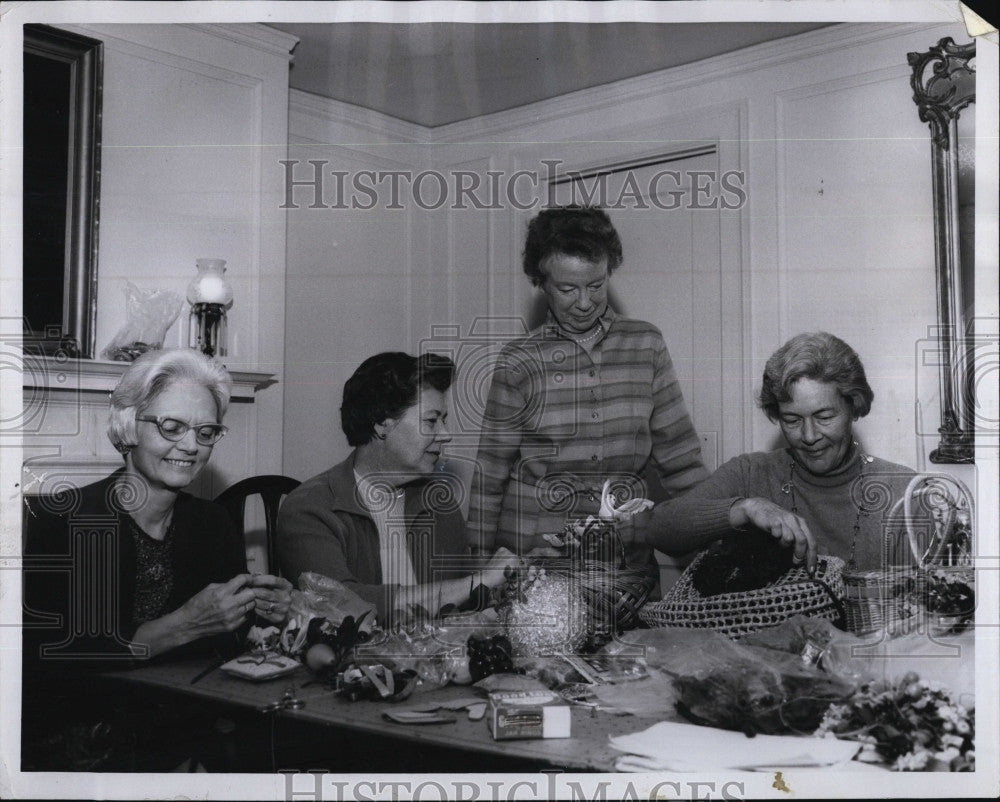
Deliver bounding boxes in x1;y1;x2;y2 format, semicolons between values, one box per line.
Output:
758;332;874;421
107;348;232;454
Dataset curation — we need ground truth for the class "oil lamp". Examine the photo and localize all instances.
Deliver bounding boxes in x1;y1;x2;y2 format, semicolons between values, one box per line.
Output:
186;258;233;358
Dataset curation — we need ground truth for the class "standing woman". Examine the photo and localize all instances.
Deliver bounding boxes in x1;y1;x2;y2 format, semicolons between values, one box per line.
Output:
467;206;707;591
22;348;290;769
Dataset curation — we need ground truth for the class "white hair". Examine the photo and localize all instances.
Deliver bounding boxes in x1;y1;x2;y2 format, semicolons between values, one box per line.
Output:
107;348;232;454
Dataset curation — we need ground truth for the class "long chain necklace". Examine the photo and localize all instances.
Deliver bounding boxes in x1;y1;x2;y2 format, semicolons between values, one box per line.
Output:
781;445;874;571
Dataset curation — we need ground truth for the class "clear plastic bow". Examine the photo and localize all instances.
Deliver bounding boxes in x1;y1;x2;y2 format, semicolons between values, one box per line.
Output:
597;479;654;521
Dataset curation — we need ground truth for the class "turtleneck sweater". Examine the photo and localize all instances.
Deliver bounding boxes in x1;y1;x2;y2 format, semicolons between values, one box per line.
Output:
631;448;916;571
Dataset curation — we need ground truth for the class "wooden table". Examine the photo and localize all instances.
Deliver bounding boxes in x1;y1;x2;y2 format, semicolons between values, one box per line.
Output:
102;657;659;772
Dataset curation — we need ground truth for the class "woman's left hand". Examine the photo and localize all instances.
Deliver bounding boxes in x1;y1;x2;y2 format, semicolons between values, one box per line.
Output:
249;574;293;624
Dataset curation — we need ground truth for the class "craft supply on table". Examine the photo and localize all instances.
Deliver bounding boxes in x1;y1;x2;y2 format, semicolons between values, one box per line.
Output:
813;670;975;771
189;654;231;685
382;697;488;725
207;552;975;773
257;687;306;713
219;652;300;682
488;690;571;740
382;709;457;725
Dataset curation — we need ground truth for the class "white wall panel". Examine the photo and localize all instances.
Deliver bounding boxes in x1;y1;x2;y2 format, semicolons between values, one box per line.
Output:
282;132;425;482
775;65;938;467
284;20;976;513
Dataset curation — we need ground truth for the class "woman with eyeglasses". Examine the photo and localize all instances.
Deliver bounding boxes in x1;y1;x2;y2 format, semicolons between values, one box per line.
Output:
22;349;290;769
26;348;291;662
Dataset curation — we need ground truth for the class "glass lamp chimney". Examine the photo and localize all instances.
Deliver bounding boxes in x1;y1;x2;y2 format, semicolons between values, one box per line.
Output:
186;259;233;358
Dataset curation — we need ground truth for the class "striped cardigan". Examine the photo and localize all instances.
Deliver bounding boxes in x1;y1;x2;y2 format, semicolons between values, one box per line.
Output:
467;308;708;573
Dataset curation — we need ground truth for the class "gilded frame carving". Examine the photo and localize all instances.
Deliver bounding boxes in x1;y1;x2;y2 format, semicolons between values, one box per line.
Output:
908;37;976;464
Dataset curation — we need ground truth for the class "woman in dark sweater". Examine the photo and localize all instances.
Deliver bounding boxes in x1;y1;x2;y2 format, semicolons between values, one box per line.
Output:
22;348;291;769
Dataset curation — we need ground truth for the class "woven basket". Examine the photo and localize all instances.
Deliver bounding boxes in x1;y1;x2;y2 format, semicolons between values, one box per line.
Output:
841;567;924;635
837;473;976;635
575;562;656;634
546;519;653;635
639;553;846;639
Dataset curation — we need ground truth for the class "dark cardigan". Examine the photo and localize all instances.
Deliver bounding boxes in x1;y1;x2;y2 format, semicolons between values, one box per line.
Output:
20;471;253;770
22;470;249;676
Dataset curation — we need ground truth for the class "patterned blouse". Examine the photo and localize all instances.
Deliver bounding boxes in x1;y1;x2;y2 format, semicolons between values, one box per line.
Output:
129;516;175;624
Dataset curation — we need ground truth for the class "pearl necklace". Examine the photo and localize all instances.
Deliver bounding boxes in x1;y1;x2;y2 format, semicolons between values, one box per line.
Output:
563;323;603;345
781;445;874;571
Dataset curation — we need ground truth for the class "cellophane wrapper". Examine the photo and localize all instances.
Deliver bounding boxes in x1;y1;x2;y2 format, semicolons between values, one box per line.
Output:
281;572;376;654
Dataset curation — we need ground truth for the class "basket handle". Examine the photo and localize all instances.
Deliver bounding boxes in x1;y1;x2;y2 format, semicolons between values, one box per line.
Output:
900;473;974;568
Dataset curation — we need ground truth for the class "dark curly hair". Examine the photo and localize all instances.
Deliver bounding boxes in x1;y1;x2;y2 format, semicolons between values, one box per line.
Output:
340;352;455;446
758;332;874;422
522;205;623;286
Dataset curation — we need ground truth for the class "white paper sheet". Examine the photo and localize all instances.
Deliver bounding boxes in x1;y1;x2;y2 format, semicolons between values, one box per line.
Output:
609;721;861;771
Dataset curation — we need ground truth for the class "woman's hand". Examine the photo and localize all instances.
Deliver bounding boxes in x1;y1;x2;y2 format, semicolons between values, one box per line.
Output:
479;546;521;587
528;544;566;558
178;573;257;639
728;498;817;571
250;574;293;624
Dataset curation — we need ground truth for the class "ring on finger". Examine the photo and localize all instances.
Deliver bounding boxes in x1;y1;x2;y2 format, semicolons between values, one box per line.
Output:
266;602;274;613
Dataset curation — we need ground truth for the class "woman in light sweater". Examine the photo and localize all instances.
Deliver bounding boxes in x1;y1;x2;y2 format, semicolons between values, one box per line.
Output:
625;332;916;573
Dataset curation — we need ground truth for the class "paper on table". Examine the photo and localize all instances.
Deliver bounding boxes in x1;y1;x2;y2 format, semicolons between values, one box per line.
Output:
609;721;860;771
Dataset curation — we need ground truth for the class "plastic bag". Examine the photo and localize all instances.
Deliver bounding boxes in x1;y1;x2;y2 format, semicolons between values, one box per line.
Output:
355;629;454;689
101;283;184;361
296;572;376;629
279;573;376;656
744;614;974;705
824;627;975;707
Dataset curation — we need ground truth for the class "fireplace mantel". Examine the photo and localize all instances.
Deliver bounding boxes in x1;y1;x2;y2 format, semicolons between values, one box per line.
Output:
23;356;276;401
20;354;280;503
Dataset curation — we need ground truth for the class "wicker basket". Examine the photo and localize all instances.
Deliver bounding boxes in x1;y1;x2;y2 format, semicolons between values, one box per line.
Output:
575;562;656;634
840;472;977;636
545;519;653;635
841;567;924;635
639;553;846;639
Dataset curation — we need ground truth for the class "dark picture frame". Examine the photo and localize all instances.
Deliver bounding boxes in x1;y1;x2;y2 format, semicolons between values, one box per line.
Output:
22;24;103;358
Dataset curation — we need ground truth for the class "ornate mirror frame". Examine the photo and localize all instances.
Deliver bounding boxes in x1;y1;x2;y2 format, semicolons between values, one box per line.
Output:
908;37;976;464
22;24;103;358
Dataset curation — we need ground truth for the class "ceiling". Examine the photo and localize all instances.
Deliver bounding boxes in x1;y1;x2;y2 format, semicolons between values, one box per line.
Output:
266;22;834;128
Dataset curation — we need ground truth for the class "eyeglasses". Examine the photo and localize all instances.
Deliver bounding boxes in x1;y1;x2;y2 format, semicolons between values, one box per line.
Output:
136;415;228;446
